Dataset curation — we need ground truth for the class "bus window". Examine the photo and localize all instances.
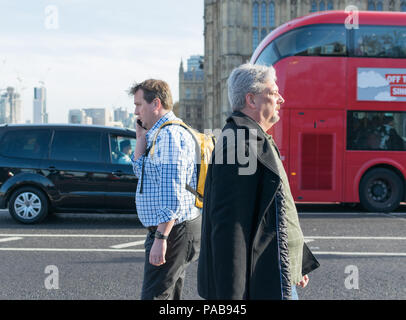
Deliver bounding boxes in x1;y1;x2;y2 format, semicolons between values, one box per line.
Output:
347;111;406;151
255;25;347;65
354;26;406;58
275;25;346;58
255;42;280;66
256;25;347;65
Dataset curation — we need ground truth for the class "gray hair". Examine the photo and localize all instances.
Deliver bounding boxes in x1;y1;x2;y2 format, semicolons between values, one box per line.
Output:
227;63;277;111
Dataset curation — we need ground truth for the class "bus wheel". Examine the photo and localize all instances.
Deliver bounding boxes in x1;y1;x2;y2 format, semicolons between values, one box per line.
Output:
359;168;403;213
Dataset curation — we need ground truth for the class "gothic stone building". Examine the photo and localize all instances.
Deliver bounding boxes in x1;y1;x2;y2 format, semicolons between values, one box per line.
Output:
204;0;406;130
179;55;205;132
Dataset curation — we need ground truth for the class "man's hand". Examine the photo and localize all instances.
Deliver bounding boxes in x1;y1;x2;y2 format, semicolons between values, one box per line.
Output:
149;238;167;266
296;274;309;288
148;221;174;266
136;120;147;138
133;121;147;160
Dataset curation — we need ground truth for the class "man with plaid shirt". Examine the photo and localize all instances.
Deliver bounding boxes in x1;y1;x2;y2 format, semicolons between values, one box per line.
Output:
130;79;201;300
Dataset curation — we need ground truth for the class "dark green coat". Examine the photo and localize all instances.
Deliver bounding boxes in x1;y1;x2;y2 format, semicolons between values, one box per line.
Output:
197;111;319;300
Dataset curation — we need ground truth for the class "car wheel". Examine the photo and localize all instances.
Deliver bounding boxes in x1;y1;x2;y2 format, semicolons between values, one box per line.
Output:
8;187;49;224
359;168;403;213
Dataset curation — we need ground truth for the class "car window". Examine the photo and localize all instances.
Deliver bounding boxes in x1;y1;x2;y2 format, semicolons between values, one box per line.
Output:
109;135;136;165
50;130;102;162
0;129;51;159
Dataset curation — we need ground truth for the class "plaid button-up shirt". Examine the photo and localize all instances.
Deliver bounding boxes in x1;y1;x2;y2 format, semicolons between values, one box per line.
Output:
131;112;198;227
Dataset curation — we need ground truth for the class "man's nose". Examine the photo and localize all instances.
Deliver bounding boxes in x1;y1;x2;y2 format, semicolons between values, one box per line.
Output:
279;94;285;105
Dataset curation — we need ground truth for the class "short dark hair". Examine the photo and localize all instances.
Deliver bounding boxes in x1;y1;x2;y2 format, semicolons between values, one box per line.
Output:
120;140;131;150
128;79;173;110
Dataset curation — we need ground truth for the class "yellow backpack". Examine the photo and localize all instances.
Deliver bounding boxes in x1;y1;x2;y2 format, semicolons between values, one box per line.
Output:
148;120;216;208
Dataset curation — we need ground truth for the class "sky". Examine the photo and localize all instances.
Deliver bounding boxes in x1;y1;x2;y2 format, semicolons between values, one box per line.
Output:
0;0;204;123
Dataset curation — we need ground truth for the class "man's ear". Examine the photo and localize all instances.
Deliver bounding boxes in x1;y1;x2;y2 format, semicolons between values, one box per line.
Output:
245;93;256;110
152;98;161;111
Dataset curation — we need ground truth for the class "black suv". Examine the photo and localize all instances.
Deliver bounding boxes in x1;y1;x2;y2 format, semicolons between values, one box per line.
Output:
0;124;138;224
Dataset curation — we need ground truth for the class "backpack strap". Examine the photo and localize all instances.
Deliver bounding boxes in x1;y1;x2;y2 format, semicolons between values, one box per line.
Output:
149;120;198;158
139;145;151;194
185;184;203;202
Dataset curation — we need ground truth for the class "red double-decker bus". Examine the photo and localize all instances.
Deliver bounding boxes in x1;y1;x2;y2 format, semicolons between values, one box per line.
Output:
251;10;406;212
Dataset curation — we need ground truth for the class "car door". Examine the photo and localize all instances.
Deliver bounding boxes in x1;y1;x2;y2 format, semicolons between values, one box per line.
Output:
103;132;138;212
0;128;51;195
42;129;109;210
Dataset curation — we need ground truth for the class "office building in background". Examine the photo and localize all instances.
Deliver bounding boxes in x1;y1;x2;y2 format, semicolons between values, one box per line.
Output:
33;87;48;124
0;87;22;124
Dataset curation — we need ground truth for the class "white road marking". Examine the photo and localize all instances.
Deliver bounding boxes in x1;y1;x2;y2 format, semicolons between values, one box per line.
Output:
306;236;406;256
299;212;405;217
0;236;23;243
0;247;144;253
0;247;404;256
0;233;145;238
313;251;406;257
304;236;406;240
110;240;145;249
0;234;403;256
1;234;401;240
0;233;147;253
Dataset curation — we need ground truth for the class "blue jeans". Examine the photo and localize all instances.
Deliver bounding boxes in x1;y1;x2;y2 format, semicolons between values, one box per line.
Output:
291;285;299;300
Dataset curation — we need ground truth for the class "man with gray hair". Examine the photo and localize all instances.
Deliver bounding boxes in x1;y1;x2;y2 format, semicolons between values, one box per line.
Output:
198;63;319;300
